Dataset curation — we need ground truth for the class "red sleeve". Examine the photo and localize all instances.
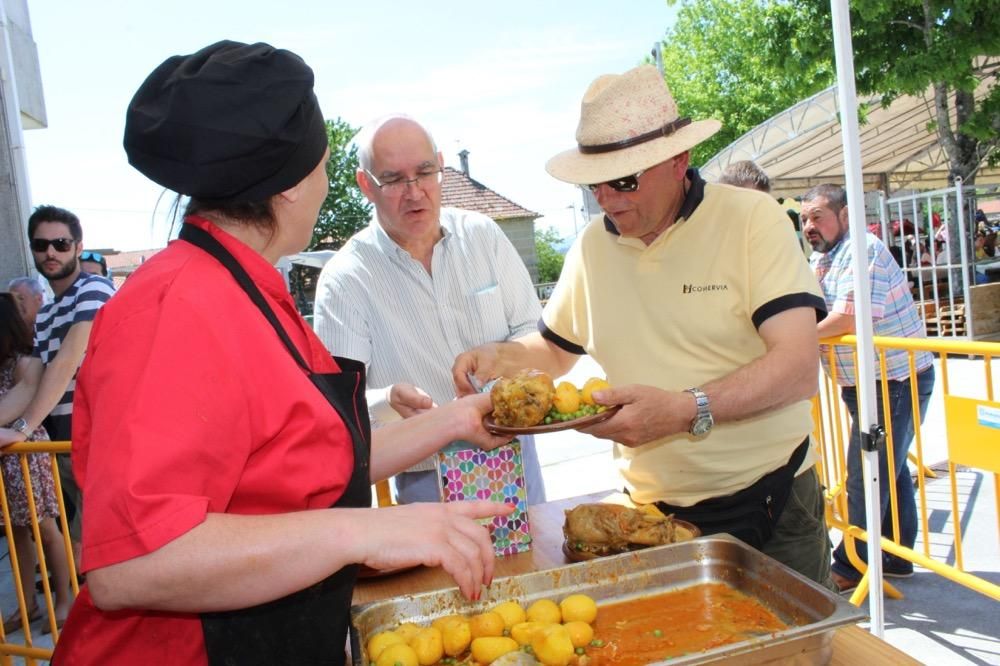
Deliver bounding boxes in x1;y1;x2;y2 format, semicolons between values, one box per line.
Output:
76;291;252;571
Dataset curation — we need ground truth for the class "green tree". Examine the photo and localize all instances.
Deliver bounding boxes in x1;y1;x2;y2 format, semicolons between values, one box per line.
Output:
768;0;1000;185
311;117;372;250
292;118;372;315
535;227;565;283
658;0;836;166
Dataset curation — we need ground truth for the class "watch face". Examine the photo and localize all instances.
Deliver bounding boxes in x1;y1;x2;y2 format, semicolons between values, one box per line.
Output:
691;416;713;436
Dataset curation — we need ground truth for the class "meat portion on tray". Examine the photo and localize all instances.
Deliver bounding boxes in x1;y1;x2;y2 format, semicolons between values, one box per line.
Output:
563;503;697;558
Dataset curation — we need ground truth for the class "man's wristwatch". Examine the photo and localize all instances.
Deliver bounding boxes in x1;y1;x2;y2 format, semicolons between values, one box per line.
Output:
10;417;31;437
685;388;714;436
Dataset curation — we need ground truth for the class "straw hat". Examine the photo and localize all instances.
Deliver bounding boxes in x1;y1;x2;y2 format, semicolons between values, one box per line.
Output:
546;65;721;185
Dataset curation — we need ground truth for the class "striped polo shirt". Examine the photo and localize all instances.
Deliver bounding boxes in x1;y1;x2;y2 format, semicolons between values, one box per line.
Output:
810;231;933;385
33;271;115;437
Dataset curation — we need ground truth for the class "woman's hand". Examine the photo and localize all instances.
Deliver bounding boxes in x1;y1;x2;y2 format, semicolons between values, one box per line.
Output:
355;501;514;600
0;428;27;449
444;393;510;451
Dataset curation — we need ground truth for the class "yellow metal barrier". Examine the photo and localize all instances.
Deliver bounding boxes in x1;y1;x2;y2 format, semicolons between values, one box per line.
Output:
816;334;1000;606
0;440;75;665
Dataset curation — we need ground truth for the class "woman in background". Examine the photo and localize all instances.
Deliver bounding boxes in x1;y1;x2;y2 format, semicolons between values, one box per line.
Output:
0;293;73;634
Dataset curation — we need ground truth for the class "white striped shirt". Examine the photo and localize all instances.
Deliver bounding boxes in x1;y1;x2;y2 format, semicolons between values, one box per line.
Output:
33;271;115;431
314;208;542;471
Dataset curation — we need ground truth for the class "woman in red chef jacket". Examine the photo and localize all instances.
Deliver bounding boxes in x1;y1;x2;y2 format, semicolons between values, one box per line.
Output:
52;41;511;666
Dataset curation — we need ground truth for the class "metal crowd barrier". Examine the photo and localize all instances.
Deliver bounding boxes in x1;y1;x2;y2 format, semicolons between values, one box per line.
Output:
814;334;1000;606
0;440;75;665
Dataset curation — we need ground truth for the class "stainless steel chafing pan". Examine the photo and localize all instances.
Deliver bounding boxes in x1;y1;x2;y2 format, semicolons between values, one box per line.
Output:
351;535;866;665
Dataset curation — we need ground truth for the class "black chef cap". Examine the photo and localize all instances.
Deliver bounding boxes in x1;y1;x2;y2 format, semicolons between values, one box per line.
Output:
124;40;328;203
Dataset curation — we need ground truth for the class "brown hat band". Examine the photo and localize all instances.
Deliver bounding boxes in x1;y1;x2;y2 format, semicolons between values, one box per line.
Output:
578;117;693;155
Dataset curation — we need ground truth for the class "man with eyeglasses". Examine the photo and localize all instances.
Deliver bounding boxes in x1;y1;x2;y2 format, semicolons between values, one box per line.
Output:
313;114;547;505
454;66;835;589
1;205;115;553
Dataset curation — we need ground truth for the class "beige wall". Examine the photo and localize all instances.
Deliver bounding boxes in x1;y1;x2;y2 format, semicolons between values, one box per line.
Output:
498;216;539;283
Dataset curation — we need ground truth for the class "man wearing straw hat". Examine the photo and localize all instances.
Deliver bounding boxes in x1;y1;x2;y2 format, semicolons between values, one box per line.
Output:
455;65;834;588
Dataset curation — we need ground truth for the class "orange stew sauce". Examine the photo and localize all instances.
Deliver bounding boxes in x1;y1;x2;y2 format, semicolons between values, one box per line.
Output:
586;583;788;665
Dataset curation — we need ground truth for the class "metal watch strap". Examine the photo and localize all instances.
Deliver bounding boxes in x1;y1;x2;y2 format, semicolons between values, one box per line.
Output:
11;417;30;436
685;388;712;435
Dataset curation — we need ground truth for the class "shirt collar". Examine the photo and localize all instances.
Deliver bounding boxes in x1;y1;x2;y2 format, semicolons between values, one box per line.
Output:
370;211;450;259
603;168;706;236
183;215;291;300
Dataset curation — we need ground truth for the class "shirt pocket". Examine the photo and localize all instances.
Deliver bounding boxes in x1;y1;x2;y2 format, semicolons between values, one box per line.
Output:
466;284;508;342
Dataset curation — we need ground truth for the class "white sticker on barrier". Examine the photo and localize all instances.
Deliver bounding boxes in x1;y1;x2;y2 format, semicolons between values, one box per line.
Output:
976;404;1000;430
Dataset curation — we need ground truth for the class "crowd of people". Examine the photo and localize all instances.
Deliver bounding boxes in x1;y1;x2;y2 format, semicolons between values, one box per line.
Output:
0;40;950;662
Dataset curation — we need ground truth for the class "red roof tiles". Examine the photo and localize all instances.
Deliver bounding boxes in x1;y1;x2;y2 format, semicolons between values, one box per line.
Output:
441;167;539;221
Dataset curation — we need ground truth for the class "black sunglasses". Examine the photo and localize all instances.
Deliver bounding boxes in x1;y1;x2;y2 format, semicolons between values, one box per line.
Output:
586;169;646;193
30;237;75;253
80;251;105;263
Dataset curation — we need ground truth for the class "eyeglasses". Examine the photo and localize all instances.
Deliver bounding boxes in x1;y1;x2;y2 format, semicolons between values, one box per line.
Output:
30;237;75;253
365;168;443;194
586;170;646;194
80;251;105;263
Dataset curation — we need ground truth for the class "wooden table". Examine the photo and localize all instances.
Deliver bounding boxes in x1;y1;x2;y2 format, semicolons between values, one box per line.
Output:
354;491;919;665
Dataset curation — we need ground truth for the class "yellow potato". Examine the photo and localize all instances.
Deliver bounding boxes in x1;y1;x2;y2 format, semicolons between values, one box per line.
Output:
430;614;465;633
471;636;520;663
531;624;575;666
510;621;547;646
581;377;611;406
367;631;405;660
563;621;595;648
492;600;527;629
394;622;421;643
375;643;419;666
560;594;598;624
470;611;506;639
553;381;581;414
441;617;472;656
526;598;562;624
409;627;443;666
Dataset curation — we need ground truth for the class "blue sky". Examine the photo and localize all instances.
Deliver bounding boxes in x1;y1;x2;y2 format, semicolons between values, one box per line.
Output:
22;0;677;251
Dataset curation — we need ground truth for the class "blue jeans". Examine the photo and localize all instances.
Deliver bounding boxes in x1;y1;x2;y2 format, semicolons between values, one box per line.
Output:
832;365;935;580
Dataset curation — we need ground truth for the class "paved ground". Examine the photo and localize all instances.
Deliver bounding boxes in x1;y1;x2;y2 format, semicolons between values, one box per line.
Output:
535;355;1000;665
1;355;996;664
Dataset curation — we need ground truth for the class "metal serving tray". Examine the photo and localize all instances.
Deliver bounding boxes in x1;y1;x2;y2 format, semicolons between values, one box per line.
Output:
351;535;866;665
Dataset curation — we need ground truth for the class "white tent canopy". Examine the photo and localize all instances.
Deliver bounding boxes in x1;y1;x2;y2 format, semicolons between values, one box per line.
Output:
701;60;999;198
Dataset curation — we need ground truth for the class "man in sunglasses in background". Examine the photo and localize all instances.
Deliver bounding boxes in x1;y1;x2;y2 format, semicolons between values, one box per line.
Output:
314;114;547;505
79;250;110;278
1;205;115;566
454;66;835;589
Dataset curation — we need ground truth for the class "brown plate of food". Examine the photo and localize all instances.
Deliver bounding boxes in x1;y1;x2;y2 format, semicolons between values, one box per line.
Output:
483;404;621;436
561;502;701;562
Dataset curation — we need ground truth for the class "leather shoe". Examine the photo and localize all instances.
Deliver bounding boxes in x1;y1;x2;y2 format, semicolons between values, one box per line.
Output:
831;571;860;594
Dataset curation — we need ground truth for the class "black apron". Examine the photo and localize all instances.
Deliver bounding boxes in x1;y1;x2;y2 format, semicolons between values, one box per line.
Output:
180;224;372;666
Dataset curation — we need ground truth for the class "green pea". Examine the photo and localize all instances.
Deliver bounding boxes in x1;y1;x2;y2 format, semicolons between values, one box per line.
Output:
590;639;605;647
544;416;552;424
653;629;663;637
575;647;586;655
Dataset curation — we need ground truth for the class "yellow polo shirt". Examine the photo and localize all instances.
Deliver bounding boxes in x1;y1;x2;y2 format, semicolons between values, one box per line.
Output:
542;177;826;506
